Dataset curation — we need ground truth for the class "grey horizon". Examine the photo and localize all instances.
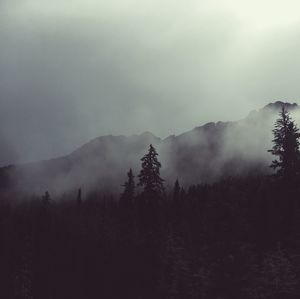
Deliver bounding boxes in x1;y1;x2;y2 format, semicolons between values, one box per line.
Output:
1;1;300;166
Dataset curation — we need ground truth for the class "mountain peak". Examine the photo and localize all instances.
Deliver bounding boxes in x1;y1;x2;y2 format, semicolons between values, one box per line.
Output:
139;131;161;141
3;101;300;194
263;101;298;111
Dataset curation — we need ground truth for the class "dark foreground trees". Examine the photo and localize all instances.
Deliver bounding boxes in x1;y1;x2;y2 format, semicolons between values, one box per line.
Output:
0;176;299;299
1;120;300;299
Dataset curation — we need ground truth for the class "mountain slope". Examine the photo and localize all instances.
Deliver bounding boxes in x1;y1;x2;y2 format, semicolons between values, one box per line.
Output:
1;101;299;195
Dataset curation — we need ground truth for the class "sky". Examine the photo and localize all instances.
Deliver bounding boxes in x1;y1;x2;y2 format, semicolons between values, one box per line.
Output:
1;0;300;165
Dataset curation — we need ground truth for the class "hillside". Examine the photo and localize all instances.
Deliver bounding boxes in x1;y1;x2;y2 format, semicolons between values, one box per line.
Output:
0;101;298;195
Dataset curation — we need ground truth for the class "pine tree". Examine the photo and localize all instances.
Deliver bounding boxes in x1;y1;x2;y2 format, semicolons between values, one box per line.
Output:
268;105;300;180
119;169;135;246
120;168;135;207
138;144;165;196
173;179;180;203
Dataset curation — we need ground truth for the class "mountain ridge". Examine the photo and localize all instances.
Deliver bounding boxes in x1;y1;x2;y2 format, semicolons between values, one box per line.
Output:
1;101;299;195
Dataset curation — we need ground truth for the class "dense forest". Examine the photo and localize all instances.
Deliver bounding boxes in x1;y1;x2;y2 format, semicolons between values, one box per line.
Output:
0;106;300;299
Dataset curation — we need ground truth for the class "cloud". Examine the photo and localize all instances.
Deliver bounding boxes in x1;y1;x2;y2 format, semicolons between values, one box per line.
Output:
1;0;300;166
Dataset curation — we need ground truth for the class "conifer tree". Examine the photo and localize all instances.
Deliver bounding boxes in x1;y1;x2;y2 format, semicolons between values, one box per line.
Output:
173;179;180;203
138;144;164;196
268;105;300;179
120;168;135;207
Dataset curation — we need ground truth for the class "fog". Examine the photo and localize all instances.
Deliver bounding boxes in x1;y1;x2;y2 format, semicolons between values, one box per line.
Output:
1;0;300;166
3;103;298;197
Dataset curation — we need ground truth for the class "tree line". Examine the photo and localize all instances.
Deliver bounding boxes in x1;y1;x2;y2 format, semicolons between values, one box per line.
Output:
0;105;299;299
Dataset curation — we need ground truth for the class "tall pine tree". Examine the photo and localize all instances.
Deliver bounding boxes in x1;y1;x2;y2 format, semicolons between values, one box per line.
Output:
138;144;164;196
120;168;135;208
268;105;300;180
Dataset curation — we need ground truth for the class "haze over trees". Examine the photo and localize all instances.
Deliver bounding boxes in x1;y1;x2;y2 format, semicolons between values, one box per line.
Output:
0;103;299;299
2;102;300;195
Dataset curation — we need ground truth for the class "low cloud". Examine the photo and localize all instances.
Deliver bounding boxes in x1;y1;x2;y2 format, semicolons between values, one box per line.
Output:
1;1;300;166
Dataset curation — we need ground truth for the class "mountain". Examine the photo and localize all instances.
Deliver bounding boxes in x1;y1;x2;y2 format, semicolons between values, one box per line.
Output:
0;101;299;196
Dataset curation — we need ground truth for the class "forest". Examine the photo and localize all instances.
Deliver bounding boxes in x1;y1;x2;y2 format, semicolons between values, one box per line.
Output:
0;106;299;299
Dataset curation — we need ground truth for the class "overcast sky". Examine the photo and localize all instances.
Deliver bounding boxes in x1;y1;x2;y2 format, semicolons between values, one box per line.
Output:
1;0;300;165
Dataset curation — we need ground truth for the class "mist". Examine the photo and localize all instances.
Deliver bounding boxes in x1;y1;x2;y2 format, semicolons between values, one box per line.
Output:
1;0;300;166
0;102;297;197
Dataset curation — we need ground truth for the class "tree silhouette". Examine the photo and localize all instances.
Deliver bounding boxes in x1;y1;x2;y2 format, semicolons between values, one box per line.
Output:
138;144;164;196
173;179;180;203
120;168;135;208
268;105;300;180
